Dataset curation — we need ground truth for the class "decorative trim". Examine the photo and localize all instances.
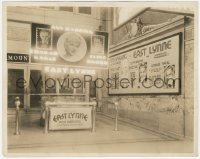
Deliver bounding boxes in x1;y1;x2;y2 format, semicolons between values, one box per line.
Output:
110;15;185;55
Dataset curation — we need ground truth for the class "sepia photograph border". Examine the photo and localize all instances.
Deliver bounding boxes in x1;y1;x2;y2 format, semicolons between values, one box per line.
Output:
2;0;199;158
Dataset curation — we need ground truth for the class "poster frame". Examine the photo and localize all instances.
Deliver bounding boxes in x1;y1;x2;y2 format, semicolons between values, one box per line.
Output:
108;32;182;96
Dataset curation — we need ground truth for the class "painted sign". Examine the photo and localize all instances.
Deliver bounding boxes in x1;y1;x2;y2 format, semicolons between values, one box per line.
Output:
31;23;108;68
49;107;92;130
109;33;182;95
7;53;29;63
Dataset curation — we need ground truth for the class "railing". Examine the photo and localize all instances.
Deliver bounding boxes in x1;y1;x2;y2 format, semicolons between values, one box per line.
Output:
13;97;117;135
96;99;119;131
14;97;20;135
44;101;97;134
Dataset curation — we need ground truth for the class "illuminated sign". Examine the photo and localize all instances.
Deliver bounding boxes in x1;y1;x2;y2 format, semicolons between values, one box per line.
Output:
31;23;109;68
44;65;96;75
7;53;29;63
49;107;92;130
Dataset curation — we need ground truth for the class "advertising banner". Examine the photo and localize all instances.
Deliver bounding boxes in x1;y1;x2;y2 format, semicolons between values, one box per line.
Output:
31;23;108;68
7;53;29;63
49;107;92;130
109;33;182;95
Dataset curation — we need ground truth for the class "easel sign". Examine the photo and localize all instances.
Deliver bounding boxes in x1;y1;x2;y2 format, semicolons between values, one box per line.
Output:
49;107;92;130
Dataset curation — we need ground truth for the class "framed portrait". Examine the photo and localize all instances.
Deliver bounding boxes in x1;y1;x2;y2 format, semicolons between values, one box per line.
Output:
31;23;109;68
57;31;87;62
36;28;53;50
90;35;105;55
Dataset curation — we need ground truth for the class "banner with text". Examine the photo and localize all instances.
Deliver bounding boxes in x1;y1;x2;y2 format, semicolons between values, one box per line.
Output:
31;23;108;68
109;33;181;95
49;107;92;130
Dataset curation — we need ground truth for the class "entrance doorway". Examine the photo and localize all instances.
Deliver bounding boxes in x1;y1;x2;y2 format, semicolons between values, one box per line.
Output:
8;64;43;110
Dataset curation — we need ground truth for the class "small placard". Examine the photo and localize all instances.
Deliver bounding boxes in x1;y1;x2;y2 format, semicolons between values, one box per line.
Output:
7;53;29;63
49;107;92;130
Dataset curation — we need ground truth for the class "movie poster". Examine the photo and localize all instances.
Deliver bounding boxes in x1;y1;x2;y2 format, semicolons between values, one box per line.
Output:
109;33;182;94
31;23;109;68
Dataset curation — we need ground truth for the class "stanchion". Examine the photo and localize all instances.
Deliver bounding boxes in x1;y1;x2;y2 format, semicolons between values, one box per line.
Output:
114;101;119;131
92;101;97;132
14;97;20;135
44;102;49;134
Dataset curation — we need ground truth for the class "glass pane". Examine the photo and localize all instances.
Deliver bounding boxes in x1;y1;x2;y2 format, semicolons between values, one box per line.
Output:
59;74;74;94
90;81;96;97
8;95;24;108
45;73;56;93
76;76;84;94
78;7;91;15
30;95;41;108
59;7;73;12
8;69;24;94
30;70;43;94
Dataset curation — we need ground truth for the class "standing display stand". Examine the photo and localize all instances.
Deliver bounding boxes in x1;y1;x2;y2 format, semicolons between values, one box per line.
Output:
44;101;97;134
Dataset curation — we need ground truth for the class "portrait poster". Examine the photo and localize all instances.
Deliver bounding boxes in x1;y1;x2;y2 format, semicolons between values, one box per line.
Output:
108;33;182;95
36;28;53;50
31;23;109;68
90;35;105;55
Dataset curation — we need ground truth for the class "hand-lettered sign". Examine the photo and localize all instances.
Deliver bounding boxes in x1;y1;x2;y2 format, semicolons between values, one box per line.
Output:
49;107;92;130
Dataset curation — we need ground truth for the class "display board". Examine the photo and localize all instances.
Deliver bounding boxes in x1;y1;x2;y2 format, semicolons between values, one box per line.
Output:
49;107;92;130
31;23;108;68
109;33;182;95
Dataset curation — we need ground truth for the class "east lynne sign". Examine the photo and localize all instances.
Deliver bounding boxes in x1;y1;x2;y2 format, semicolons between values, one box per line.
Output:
49;107;92;130
109;33;182;95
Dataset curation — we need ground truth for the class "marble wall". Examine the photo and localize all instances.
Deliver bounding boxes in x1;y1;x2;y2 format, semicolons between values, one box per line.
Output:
101;16;194;139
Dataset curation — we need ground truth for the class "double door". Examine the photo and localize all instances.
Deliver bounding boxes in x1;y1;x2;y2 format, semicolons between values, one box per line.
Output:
8;64;43;110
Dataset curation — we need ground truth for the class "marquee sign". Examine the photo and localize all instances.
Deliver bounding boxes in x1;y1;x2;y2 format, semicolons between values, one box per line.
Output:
109;33;182;95
7;53;29;63
49;107;92;130
31;23;108;68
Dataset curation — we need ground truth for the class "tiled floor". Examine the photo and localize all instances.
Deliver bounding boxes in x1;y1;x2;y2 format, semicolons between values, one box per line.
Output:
6;113;194;155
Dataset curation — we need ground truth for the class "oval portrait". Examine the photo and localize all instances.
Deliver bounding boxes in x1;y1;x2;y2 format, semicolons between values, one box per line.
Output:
57;32;87;62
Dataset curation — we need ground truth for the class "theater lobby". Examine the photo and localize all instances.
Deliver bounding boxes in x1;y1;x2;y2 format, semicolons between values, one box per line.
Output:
3;2;197;156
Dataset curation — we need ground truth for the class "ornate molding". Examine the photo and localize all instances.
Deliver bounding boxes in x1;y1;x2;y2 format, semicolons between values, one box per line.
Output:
110;15;185;55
